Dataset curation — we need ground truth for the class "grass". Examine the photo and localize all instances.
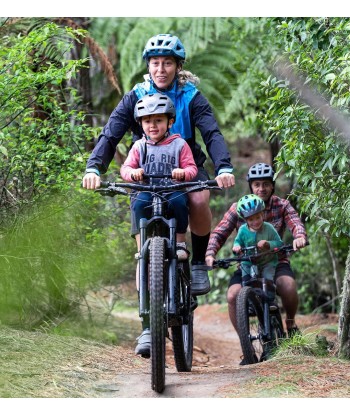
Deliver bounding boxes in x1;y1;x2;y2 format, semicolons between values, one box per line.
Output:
221;328;350;398
0;324;145;398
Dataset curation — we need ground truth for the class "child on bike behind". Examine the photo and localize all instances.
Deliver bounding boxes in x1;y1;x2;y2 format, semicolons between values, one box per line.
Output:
120;92;198;356
234;194;284;295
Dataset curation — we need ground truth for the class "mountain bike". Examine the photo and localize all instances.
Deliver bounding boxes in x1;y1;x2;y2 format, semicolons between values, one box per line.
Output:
213;244;303;365
95;175;219;393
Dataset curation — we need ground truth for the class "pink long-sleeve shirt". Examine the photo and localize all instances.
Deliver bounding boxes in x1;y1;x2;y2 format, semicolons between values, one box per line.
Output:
120;134;198;181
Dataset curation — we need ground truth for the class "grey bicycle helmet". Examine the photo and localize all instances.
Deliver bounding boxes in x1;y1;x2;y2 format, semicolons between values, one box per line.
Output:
246;163;275;182
142;34;186;62
134;93;176;123
236;194;265;219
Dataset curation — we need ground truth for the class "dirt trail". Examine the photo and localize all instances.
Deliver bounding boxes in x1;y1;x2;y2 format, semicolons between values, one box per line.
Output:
89;304;339;399
102;304;251;398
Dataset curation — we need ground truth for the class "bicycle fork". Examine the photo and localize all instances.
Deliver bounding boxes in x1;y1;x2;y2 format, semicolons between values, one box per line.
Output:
137;216;179;325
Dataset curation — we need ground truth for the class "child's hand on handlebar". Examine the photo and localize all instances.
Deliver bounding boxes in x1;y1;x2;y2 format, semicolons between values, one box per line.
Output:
257;240;270;251
232;245;242;254
172;168;186;181
131;168;144;181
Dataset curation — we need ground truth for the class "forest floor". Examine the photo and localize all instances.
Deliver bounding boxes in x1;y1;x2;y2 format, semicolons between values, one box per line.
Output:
1;298;349;406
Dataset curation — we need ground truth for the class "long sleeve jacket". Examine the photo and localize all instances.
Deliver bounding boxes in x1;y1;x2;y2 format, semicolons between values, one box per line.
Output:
206;194;307;260
120;134;198;182
86;85;233;176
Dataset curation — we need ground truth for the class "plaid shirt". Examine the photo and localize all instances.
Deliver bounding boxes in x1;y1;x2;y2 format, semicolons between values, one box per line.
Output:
206;195;307;259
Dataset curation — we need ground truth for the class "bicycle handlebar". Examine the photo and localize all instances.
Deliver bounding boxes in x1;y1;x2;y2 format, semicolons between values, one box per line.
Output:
212;243;309;269
95;178;220;196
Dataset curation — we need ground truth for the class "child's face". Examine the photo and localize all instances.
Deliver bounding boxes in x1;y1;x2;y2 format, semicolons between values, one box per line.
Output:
246;211;264;231
141;113;174;142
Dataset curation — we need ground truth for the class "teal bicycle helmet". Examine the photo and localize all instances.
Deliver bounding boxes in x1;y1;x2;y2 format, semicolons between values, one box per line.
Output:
134;93;176;123
236;194;265;219
142;34;186;62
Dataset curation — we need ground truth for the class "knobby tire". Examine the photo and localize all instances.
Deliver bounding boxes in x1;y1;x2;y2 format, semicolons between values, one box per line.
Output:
171;260;193;372
150;237;167;393
236;286;265;365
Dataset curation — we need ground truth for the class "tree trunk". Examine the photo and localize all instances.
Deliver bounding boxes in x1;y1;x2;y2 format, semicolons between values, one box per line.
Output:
325;234;342;298
338;245;350;359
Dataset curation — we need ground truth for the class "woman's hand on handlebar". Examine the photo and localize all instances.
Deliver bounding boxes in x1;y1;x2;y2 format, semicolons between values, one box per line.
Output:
215;172;235;188
83;173;101;190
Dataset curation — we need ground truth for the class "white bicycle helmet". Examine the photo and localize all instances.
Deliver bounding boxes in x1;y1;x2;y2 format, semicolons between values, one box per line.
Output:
246;163;275;182
134;93;176;123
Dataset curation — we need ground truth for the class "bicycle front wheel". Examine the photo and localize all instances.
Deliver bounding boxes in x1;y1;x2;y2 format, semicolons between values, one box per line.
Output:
171;260;193;372
150;236;167;393
236;286;265;365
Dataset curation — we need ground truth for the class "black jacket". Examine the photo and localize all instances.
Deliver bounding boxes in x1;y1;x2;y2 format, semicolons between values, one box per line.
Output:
86;89;233;176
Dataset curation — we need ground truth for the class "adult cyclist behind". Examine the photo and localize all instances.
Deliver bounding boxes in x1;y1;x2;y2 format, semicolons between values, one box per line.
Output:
83;33;235;296
205;163;308;347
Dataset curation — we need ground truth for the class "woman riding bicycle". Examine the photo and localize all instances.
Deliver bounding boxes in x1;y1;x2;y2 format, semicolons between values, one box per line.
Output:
82;33;235;296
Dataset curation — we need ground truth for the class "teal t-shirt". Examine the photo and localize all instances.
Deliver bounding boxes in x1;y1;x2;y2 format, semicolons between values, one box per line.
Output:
233;222;283;267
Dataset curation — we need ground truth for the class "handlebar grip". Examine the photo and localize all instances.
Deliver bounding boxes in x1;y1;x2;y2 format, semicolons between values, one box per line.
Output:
207;180;218;187
100;181;110;188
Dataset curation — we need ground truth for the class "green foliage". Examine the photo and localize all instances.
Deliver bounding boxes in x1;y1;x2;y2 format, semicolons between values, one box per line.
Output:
0;187;136;328
260;18;350;238
290;229;343;313
0;22;96;223
275;332;330;359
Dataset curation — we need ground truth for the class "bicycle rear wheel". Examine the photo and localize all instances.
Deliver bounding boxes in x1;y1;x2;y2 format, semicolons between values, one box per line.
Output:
236;286;265;365
171;260;193;372
266;310;285;359
150;236;167;393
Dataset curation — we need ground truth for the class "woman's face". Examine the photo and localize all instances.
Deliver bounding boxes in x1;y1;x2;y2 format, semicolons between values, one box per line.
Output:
148;56;179;89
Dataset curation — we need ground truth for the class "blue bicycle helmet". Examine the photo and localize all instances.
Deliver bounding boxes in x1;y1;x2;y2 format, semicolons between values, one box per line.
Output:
142;34;186;62
236;194;265;219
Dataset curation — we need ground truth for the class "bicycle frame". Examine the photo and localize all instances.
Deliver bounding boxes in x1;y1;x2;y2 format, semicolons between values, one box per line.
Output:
138;189;179;322
97;176;218;322
96;176;220;388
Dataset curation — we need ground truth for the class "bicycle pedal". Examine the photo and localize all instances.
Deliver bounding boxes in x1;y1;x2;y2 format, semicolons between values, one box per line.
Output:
190;298;198;311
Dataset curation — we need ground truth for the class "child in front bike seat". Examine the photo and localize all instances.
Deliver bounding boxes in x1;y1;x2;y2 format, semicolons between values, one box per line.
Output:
120;93;198;357
233;194;283;297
